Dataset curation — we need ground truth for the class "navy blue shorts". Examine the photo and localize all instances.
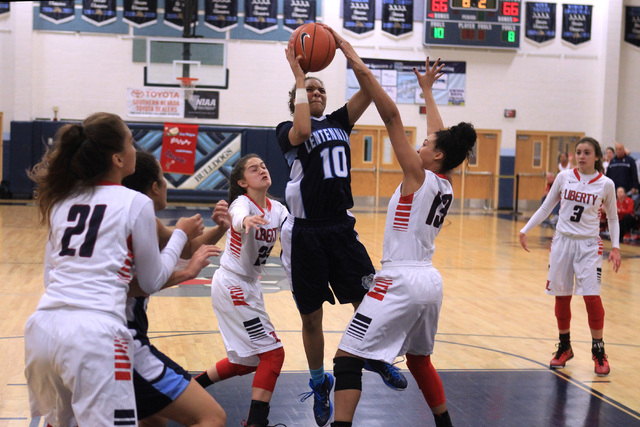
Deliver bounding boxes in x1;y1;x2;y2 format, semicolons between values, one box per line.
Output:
281;213;374;314
133;343;192;420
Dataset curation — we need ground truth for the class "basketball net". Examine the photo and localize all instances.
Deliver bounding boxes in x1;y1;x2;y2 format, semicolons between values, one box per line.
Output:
177;77;198;101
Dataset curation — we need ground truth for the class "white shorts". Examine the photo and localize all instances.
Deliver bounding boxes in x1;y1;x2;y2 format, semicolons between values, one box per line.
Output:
25;309;137;427
211;267;283;366
546;233;603;296
338;262;443;364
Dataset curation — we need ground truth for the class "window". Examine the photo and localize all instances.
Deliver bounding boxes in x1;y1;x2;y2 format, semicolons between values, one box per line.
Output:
364;136;372;163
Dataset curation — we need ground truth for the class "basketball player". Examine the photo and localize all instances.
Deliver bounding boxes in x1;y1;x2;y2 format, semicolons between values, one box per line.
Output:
24;113;204;426
324;26;475;427
194;154;288;427
278;32;407;427
122;150;227;427
520;137;621;376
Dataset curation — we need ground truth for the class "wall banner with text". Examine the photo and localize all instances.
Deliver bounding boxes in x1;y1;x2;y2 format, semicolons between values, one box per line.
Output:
625;6;640;48
123;0;157;28
204;0;238;31
40;1;75;24
561;4;592;45
346;58;466;106
382;0;412;38
185;91;220;119
283;0;316;32
244;0;278;34
82;0;117;26
525;2;556;44
127;87;184;118
164;0;198;31
343;0;375;36
0;2;10;16
161;123;199;175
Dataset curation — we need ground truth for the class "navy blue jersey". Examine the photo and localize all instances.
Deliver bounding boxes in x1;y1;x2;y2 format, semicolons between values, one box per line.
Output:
277;105;354;219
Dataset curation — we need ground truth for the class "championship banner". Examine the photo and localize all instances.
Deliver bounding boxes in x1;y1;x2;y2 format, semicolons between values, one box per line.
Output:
39;1;75;24
561;4;592;45
185;91;220;119
283;0;316;32
0;2;10;16
347;58;466;106
525;2;556;44
381;0;412;38
164;0;198;31
625;6;640;48
244;0;277;34
123;0;158;28
126;87;184;118
82;0;117;26
161;123;199;175
204;0;238;31
343;0;375;36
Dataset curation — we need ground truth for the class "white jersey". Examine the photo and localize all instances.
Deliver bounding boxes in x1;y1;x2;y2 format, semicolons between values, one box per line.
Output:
381;171;453;264
521;169;619;245
219;195;288;280
38;183;187;324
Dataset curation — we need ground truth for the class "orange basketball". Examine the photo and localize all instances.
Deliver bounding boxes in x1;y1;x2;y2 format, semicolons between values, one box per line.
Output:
291;23;337;73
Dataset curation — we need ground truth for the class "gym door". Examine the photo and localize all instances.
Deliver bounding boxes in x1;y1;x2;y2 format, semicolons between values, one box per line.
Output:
350;125;415;206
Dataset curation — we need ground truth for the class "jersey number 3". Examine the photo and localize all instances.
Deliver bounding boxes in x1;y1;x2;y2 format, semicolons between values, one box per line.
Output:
426;192;452;228
59;204;107;257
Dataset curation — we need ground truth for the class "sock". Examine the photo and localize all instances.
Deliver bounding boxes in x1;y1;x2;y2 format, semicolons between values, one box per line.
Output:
310;366;325;388
246;400;270;426
592;338;604;355
434;410;453;427
331;422;352;427
194;371;213;388
559;332;571;345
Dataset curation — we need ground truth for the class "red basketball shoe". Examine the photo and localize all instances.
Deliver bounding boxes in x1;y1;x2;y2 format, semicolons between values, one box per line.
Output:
549;343;573;369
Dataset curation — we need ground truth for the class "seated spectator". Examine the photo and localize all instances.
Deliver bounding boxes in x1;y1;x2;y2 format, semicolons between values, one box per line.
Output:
617;186;638;242
558;152;571;172
607;142;639;196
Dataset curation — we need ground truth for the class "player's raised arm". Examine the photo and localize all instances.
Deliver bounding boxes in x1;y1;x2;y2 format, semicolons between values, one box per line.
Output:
415;58;446;136
285;37;311;146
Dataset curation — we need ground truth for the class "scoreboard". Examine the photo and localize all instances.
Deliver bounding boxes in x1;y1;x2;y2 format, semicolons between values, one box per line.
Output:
425;0;522;49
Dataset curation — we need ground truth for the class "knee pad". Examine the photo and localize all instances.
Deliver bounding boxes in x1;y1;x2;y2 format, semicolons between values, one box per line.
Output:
583;295;605;330
333;356;365;391
253;347;285;392
406;354;446;408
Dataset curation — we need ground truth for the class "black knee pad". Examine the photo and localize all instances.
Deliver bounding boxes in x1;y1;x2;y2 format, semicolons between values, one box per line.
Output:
333;356;365;391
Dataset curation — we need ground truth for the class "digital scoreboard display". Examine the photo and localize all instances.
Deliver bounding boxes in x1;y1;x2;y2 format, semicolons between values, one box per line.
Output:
425;0;522;49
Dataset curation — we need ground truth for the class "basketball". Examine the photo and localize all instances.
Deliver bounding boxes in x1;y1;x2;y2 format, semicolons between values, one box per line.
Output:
291;23;337;73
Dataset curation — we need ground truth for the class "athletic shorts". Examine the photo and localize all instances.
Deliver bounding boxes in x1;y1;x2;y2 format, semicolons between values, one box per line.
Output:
338;262;443;364
280;213;374;314
211;267;283;365
24;309;137;427
132;338;191;420
546;233;603;296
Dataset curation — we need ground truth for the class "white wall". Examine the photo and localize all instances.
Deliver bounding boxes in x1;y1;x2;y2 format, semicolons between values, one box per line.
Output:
1;1;638;154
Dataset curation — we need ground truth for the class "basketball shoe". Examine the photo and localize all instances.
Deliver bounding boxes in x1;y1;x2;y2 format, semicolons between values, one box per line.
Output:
363;359;408;390
592;342;610;376
549;342;573;369
299;373;334;426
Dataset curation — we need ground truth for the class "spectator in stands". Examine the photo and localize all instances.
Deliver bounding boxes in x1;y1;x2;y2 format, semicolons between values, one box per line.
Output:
617;186;638;243
603;147;614;173
558;152;571;172
606;142;639;196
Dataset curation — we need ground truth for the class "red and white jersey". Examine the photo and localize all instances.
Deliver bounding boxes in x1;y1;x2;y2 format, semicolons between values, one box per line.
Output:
381;172;453;264
220;195;288;280
38;183;186;324
521;169;618;242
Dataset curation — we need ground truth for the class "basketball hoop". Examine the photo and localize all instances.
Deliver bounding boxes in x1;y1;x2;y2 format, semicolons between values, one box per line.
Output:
177;77;198;100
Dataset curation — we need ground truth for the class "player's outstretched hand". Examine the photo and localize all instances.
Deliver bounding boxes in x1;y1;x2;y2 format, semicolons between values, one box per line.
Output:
519;232;530;252
175;214;204;240
182;244;222;280
414;57;445;91
243;214;269;234
608;247;621;273
212;200;231;229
